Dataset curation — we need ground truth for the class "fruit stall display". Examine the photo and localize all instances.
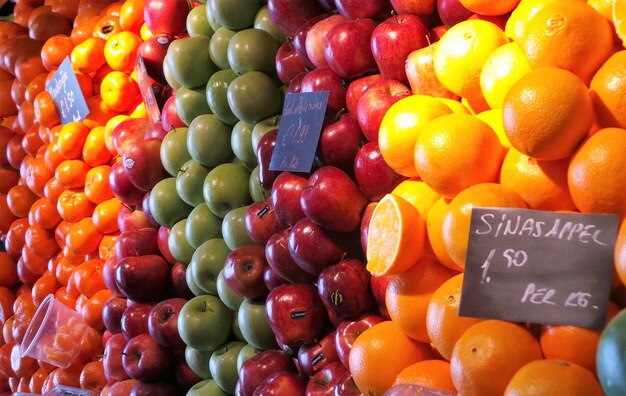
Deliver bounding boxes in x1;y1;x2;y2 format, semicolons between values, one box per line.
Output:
0;0;624;395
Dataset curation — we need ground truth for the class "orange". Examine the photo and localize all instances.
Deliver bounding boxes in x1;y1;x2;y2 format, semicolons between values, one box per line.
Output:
479;42;532;110
100;71;138;113
55;159;91;189
33;91;61;128
103;31;142;73
414;113;504;198
434;19;508;99
518;0;614;84
79;360;106;394
568;128;626;216
386;254;457;343
41;34;74;71
459;0;520;15
426;273;484;360
31;272;59;307
7;185;38;218
92;198;121;234
57;122;90;160
83;95;117;129
540;325;601;373
391;179;441;221
366;194;426;276
394;359;456;392
29;198;62;230
616;0;626;46
442;183;526;268
0;253;18;289
378;95;452;177
588;0;613;20
503;67;594;161
84;165;113;204
475;109;511;148
504;359;603;396
349;321;433;395
70;37;106;74
500;148;577;211
57;189;96;223
66;218;104;256
82;126;112;167
451;320;543;396
590;51;626;130
616;218;626;286
119;0;145;33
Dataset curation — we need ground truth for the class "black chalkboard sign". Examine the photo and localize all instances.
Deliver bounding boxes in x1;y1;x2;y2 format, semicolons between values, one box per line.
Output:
459;207;619;329
269;91;329;173
45;57;89;125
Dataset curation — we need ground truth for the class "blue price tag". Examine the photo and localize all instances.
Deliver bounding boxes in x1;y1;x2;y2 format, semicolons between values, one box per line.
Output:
45;56;89;125
134;55;161;123
269;91;329;173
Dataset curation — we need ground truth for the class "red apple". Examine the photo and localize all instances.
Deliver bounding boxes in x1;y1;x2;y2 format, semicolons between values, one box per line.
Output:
109;161;145;207
161;96;186;131
144;0;190;37
371;14;431;83
138;34;174;85
112;118;151;153
345;74;383;116
266;284;328;351
292;14;329;69
305;362;348;396
271;172;308;227
429;25;449;42
122;333;173;382
370;275;391;319
359;202;377;254
115;228;159;261
266;229;317;284
335;0;392;19
131;382;180;396
256;129;281;190
276;40;309;86
300;166;368;233
324;18;378;80
288;71;307;93
223;245;269;300
103;296;127;334
301;68;347;115
170;261;194;299
116;255;169;302
103;256;124;297
389;0;436;17
121;303;153;340
238;349;298;396
354;142;406;200
288;218;347;276
121;138;169;192
334;373;363;396
157;225;176;264
253;371;306;396
264;266;289;290
297;331;340;378
148;298;186;349
117;205;158;233
356;79;411;142
437;0;472;26
268;0;326;36
176;360;203;391
245;199;285;246
305;15;345;69
104;333;130;382
319;114;364;174
405;44;459;98
317;259;373;321
334;314;384;367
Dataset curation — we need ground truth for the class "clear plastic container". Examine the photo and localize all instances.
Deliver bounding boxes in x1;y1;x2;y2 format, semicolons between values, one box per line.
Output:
384;384;457;396
19;295;89;369
43;385;94;396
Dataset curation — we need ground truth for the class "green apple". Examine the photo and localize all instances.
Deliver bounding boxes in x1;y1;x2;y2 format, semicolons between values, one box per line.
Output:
176;160;210;207
149;178;193;228
186;265;208;296
209;27;235;70
211;0;262;30
176;86;212;127
251;115;280;152
221;206;253;250
166;35;216;88
230;156;251;171
227;71;281;124
232;316;245;342
163;57;182;91
187;379;229;396
216;270;244;310
188;114;232;167
168;219;195;265
227;28;279;76
187;4;214;37
237;299;279;350
186;203;222;249
254;6;287;44
178;295;232;351
189;238;231;295
209;341;246;394
206;70;239;126
185;346;213;379
203;163;251;218
249;166;270;202
230;120;256;169
160;127;191;177
236;344;262;372
205;0;222;31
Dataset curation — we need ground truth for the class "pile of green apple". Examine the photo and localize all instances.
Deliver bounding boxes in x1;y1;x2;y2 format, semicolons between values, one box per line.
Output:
146;1;289;395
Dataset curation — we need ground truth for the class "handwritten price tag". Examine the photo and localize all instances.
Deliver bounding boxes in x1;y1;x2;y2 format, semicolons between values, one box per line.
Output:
459;207;619;329
134;55;161;123
269;91;329;173
45;57;89;125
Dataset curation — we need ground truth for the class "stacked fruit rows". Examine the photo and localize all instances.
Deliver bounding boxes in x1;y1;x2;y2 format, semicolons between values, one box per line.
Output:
0;0;626;395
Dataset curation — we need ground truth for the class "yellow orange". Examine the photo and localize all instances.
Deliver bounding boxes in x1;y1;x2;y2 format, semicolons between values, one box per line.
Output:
480;42;532;110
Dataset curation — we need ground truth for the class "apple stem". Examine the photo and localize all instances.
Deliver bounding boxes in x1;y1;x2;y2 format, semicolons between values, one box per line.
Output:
273;116;281;126
340;252;348;262
203;300;208;312
426;35;432;46
121;203;132;211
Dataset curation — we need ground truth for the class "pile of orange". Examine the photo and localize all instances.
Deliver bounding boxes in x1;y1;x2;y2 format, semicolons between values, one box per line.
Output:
0;0;156;393
359;0;626;395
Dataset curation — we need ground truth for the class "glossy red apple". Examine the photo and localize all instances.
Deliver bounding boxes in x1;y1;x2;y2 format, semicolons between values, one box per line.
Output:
356;79;411;142
144;0;189;36
115;228;159;261
104;333;130;382
389;0;436;17
371;14;431;83
253;371;306;396
276;40;309;86
109;161;145;207
238;349;298;396
157;226;176;264
131;382;180;396
121;303;153;340
103;296;127;334
335;0;392;19
112;118;151;153
122;334;173;382
176;360;203;391
288;218;347;276
300;166;368;233
121;138;169;192
103;256;124;297
319;114;364;174
268;0;326;36
334;373;362;396
169;261;194;299
223;245;269;300
324;18;378;80
305;15;344;69
370;275;391;319
271;172;308;227
138;34;173;85
297;331;339;378
292;14;329;69
288;71;307;93
245;199;285;246
161;96;186;131
405;45;459;98
301;68;347;115
266;229;317;284
148;298;186;349
317;259;373;321
354;142;406;200
266;284;328;351
305;362;348;396
359;202;377;254
345;74;383;116
264;266;289;290
334;314;384;367
117;205;158;233
257;128;281;190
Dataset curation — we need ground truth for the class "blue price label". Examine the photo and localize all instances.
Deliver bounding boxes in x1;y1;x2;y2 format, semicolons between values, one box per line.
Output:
134;55;161;123
269;91;329;173
45;56;89;125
